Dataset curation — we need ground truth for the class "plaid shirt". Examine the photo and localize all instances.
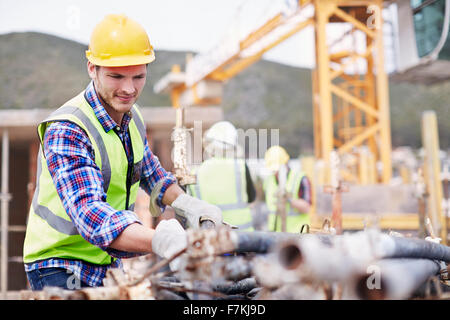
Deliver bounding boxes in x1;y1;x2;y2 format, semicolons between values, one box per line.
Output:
25;81;177;287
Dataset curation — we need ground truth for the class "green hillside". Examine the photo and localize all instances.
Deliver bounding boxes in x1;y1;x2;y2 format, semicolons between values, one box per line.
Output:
0;32;449;156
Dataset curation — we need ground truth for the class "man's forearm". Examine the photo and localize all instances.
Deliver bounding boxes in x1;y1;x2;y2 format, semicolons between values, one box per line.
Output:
109;223;155;254
109;184;184;254
291;198;311;213
161;183;184;206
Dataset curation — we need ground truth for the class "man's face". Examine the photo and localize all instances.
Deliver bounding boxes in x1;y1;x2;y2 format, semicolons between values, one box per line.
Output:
87;62;147;119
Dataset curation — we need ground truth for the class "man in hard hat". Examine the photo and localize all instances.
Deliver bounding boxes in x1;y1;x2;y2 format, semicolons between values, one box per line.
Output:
187;121;256;231
23;14;222;290
263;145;311;233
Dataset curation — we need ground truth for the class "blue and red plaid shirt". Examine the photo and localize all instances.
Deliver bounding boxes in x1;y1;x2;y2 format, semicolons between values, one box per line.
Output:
25;81;177;287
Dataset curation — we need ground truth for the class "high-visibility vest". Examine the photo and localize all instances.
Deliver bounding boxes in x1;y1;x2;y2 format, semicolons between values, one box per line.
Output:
188;157;253;231
263;169;310;233
23;91;146;265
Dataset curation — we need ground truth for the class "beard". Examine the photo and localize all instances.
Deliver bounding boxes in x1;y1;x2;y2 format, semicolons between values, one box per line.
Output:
94;82;138;117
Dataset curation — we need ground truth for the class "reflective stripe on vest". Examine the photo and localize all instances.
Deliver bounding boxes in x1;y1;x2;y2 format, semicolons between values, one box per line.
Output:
194;158;248;211
190;158;252;230
32;147;78;235
42;105;112;194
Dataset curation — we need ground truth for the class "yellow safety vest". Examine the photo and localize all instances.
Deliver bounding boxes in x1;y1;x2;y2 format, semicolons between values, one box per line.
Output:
263;169;310;233
23;91;146;265
188;157;253;231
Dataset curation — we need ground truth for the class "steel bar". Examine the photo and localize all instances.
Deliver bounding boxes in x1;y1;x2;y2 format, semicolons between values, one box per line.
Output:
330;150;343;234
172;107;196;186
235;231;333;254
1;129;9;299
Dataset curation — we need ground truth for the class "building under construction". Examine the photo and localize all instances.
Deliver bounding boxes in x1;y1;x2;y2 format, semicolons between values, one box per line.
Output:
0;0;450;300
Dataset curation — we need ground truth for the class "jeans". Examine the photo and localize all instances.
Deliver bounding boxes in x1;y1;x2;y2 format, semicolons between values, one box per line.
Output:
26;267;91;291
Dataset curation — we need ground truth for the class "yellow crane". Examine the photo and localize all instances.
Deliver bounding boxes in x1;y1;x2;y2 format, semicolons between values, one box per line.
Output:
155;0;393;185
154;0;449;241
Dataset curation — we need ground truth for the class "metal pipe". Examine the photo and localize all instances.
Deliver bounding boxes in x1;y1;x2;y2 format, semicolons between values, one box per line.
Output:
274;236;359;283
329;230;450;263
1;129;9;299
219;256;253;281
235;231;333;254
271;230;450;284
213;277;257;295
359;231;450;262
352;258;441;300
278;241;303;270
388;236;450;261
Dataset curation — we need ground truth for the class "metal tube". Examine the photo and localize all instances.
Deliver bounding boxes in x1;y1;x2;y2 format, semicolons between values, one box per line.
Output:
235;231;333;254
329;231;450;263
278;242;303;270
1;129;9;299
387;236;450;262
274;236;359;283
352;258;441;300
238;230;450;265
270;231;450;285
219;256;253;281
213;277;257;295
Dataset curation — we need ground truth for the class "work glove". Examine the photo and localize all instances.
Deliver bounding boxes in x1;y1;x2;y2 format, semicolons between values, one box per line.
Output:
151;219;187;272
171;193;223;229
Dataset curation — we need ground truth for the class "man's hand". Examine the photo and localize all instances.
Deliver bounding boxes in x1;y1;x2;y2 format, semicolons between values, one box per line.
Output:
151;219;187;271
171;193;223;229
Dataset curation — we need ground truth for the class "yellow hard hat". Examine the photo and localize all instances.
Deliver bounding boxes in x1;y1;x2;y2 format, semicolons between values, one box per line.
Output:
86;14;155;67
264;146;290;172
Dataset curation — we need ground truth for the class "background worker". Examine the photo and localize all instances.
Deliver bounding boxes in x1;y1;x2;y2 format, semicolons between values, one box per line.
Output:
263;145;312;233
23;14;222;290
187;121;256;231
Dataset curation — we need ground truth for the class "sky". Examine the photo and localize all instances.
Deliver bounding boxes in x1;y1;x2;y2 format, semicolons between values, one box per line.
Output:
0;0;398;71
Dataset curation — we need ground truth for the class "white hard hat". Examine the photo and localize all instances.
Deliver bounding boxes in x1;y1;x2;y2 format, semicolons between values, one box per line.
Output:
205;121;238;147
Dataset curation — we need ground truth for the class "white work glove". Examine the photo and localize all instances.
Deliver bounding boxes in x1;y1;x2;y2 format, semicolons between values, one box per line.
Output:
151;219;187;272
171;193;222;229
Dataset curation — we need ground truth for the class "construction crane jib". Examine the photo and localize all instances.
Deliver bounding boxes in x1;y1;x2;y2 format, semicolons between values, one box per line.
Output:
154;0;394;185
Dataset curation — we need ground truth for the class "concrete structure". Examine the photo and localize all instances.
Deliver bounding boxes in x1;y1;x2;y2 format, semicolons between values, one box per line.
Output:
0;106;222;292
